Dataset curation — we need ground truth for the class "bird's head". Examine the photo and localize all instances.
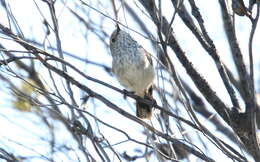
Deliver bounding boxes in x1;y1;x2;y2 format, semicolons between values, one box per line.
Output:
109;25;138;57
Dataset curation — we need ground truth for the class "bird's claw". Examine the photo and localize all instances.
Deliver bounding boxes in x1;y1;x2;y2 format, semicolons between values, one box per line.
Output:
143;93;156;107
150;98;157;107
123;89;135;99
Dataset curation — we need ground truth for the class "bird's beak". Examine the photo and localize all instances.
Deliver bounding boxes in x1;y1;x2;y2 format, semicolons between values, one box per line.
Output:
112;24;120;39
116;24;120;33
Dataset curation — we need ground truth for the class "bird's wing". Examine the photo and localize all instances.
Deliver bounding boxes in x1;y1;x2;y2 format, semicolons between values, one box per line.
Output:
142;47;153;66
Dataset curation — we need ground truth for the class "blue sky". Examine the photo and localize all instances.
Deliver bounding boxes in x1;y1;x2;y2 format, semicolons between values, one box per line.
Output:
0;0;259;161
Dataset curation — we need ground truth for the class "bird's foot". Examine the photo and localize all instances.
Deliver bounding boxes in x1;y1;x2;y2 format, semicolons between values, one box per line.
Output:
150;97;157;107
123;89;135;99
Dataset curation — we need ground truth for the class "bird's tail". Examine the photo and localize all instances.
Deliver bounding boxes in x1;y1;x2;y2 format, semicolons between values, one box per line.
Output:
136;101;153;119
136;85;153;119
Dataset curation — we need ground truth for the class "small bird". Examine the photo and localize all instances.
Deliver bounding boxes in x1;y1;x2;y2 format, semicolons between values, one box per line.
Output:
110;26;155;119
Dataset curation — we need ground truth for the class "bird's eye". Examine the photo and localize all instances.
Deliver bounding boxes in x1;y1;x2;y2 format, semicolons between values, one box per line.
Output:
111;38;116;43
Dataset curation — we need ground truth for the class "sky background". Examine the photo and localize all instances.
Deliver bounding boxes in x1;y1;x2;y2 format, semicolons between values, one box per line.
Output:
0;0;259;161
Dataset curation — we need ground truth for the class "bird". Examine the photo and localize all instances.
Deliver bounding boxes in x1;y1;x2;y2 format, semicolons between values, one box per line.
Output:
109;26;155;119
